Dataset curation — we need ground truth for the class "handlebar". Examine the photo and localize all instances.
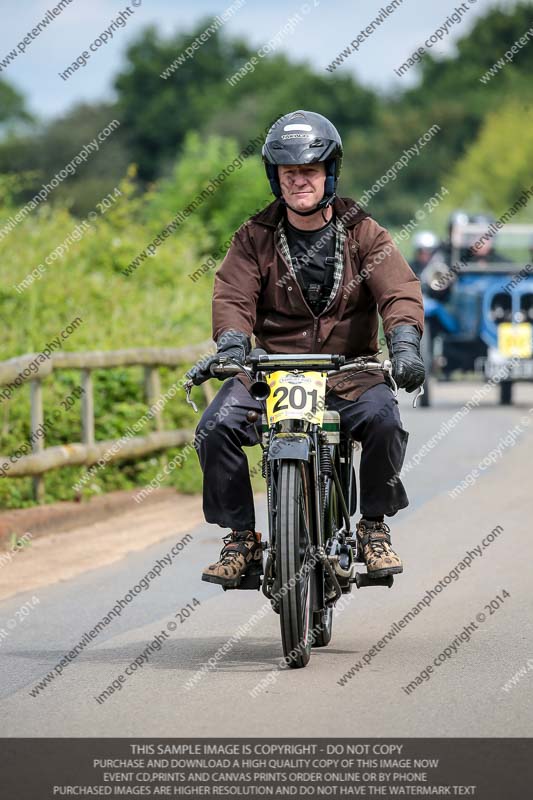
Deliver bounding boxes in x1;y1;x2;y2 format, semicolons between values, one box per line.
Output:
209;350;387;378
185;350;424;411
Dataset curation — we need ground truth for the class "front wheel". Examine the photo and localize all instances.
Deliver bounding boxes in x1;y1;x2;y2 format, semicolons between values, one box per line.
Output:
276;460;315;668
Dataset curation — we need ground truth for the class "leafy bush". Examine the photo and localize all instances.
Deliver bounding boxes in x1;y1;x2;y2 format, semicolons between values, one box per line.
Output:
0;136;270;507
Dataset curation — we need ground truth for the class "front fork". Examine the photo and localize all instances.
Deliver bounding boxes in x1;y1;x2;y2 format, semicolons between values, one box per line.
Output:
261;428;333;610
261;438;278;607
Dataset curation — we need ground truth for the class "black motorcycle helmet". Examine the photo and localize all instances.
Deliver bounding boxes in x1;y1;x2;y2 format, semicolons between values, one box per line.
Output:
262;110;343;216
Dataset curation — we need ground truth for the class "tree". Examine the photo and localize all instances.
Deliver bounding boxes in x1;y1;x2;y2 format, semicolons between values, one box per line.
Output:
115;23;248;180
414;2;533;103
114;22;379;182
444;101;533;215
0;101;130;216
148;131;271;259
0;78;32;128
340;2;533;224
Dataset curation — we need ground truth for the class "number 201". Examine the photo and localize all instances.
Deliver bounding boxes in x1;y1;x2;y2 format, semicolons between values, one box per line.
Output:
272;385;317;413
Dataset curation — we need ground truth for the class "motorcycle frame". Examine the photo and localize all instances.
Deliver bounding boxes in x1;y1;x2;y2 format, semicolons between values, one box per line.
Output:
262;412;357;614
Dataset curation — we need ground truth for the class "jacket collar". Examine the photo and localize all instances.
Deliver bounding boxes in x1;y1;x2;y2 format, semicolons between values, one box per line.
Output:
250;196;369;230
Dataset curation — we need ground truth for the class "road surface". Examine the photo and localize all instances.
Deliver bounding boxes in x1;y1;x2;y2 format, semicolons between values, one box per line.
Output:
1;381;532;737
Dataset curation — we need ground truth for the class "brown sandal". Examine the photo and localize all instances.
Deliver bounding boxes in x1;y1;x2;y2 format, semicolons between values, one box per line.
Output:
356;520;403;579
202;530;263;588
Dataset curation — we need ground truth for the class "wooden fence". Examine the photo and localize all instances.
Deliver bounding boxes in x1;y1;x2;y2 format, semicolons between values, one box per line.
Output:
0;341;215;501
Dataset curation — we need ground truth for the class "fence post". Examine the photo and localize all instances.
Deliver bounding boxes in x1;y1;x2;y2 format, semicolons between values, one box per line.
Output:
81;369;95;445
30;378;45;503
143;366;163;431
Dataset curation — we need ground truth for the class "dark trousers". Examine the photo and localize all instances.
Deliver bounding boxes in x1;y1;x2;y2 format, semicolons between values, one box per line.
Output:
193;378;409;531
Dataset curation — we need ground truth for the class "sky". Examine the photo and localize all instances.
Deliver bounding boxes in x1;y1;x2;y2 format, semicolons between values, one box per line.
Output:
0;0;518;121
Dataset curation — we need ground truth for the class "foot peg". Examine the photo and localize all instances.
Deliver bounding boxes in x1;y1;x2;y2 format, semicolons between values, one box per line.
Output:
353;572;394;589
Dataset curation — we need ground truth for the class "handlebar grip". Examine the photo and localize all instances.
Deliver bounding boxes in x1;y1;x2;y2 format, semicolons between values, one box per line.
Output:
209;360;242;378
249;347;267;359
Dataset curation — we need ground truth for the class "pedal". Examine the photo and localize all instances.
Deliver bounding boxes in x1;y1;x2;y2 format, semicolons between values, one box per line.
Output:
237;571;262;590
353;572;394;589
222;559;264;592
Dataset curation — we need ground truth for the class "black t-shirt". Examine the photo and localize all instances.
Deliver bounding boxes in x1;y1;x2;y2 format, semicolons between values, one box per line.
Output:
285;214;336;314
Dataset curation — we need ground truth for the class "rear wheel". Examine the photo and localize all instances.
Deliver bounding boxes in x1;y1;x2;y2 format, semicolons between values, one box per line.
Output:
312;604;333;647
500;380;513;405
277;460;314;668
312;465;338;648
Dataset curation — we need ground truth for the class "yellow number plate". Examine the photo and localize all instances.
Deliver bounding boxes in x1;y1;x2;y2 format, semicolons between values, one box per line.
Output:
497;323;532;358
265;371;327;425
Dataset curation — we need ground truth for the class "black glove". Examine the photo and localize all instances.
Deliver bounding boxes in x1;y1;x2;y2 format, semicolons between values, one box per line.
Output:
186;330;250;385
385;324;425;393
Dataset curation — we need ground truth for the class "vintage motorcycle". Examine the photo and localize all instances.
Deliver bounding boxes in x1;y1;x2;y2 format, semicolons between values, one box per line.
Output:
185;351;419;668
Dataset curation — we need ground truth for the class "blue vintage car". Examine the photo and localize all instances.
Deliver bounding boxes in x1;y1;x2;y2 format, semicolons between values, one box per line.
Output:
418;214;533;406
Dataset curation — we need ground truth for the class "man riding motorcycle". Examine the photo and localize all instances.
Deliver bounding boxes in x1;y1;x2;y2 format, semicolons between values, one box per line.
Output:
187;110;425;588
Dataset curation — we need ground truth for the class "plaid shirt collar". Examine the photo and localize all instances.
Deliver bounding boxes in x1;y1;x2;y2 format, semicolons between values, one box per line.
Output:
276;213;347;313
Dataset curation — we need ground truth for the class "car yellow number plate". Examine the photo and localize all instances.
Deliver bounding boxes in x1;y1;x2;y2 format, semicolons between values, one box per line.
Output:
497;323;532;358
265;371;327;425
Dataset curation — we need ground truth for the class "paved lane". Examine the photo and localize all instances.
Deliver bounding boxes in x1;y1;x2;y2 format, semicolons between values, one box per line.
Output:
1;381;532;736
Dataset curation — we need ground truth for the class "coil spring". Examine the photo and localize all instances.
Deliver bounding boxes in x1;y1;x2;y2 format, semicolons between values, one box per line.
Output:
319;435;332;511
262;448;270;480
320;435;333;476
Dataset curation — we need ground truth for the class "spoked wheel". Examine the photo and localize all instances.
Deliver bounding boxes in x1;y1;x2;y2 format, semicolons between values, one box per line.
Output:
277;460;314;668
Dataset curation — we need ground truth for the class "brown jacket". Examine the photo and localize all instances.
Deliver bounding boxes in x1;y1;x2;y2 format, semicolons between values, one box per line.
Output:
212;196;424;401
